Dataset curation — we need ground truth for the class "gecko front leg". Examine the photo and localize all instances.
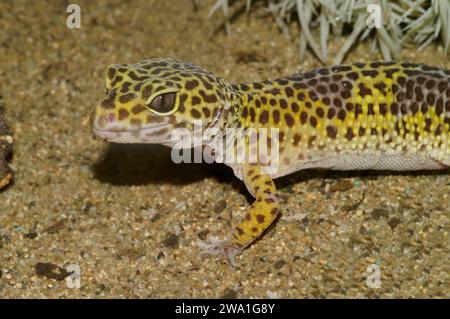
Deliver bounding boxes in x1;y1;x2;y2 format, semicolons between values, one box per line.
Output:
198;164;280;264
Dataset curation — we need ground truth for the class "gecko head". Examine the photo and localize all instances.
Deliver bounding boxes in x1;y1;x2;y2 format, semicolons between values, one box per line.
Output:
90;58;231;146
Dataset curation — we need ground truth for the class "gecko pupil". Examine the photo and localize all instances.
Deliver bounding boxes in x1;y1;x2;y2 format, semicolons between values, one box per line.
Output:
149;92;176;113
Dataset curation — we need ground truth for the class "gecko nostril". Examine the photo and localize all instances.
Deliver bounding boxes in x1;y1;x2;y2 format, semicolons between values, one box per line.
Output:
106;113;115;123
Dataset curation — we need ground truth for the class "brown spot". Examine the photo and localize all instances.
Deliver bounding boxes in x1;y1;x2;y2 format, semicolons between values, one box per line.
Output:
358;83;372;97
270;99;277;106
346;72;359;81
293;134;301;145
272;110;280;124
242;106;248;118
236;227;244;235
119;93;136;104
326;125;337;138
362;69;378;77
332;65;352;72
379;103;388;115
297;92;305;101
280;99;288;108
337;109;346;121
118;108;129;120
199;90;218;103
191;96;201;105
285;87;294;97
285;113;295;127
300;111;308;124
101;90;116;109
249;108;256;121
367;103;375;115
291;102;299;113
390;103;399;114
190;109;201;119
256;215;265;223
333;97;343;108
322;97;331;106
316;107;324;118
345;128;354;140
202;107;211;117
271;208;278;215
309;116;317;127
329;83;339;93
107;67;116;80
251;227;258;233
259;110;269;124
327;108;336;119
425;79;436;90
131;104;146;114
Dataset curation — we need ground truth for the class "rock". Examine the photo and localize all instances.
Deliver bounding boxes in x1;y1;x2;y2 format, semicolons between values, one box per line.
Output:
0;100;13;189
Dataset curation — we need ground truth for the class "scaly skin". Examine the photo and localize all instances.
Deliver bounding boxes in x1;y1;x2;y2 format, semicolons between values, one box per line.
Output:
91;58;450;263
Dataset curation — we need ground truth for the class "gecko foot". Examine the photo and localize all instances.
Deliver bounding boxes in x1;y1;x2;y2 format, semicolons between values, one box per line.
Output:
197;236;243;266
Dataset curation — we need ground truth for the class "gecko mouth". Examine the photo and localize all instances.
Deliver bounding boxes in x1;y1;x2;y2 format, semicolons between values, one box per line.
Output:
91;123;172;143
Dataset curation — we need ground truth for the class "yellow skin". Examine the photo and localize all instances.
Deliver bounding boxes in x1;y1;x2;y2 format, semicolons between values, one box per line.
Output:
91;58;450;263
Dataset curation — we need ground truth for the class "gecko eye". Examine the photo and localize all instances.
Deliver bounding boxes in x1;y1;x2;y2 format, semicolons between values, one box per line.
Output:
147;92;177;115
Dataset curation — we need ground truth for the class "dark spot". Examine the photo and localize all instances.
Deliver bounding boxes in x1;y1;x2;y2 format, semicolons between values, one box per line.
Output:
333;97;343;108
291;102;299;112
337;109;346;121
119;93;136;104
280;99;288;108
284;113;295;127
362;69;378;77
309;116;317;127
425;79;436;90
327;108;336;119
300;111;308;124
379;103;388;115
199;90;218;103
118;108;129;120
341;90;352;99
242;106;248;118
101;90;116;109
346;72;359;81
358;83;372;97
309;91;319;101
272;110;280;124
329;83;339;92
316;107;324;118
191;96;201;105
293;134;301;145
202;107;211;117
331;65;352;72
345;128;354;140
317;85;327;94
285;87;294;97
132;104;146;114
249;108;256;121
259;110;269;124
326;125;337;138
190;109;201;119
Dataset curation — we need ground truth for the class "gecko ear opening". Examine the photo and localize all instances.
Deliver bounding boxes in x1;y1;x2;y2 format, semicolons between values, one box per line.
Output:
145;90;179;116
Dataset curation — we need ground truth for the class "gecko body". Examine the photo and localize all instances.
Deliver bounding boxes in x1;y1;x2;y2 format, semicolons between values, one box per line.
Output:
90;58;450;261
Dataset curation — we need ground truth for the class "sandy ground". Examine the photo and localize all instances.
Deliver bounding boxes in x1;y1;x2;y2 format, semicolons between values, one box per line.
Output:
0;0;449;298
